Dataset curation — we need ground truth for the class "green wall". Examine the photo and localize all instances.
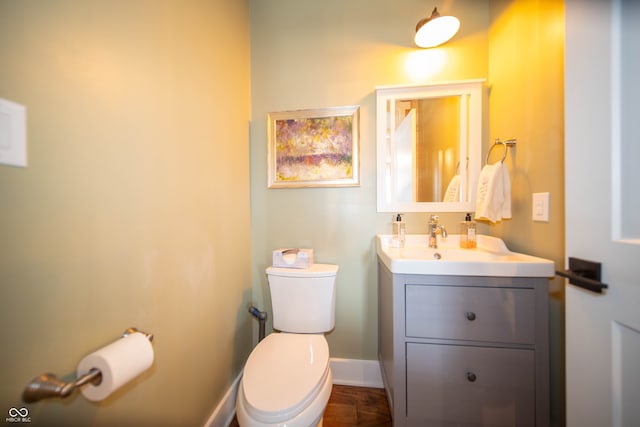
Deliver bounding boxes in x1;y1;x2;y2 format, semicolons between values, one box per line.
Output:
0;1;251;426
249;0;490;359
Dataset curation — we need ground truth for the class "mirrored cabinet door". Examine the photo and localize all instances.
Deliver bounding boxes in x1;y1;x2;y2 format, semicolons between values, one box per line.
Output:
376;80;484;213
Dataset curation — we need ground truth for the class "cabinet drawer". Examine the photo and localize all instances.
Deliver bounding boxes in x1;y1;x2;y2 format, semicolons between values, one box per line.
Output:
406;285;535;344
406;343;535;426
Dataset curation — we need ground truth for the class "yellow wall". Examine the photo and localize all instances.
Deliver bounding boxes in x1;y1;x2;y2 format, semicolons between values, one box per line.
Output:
0;1;251;425
488;0;565;269
488;1;565;424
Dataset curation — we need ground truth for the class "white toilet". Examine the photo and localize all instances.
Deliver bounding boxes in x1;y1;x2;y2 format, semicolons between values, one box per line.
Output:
236;263;339;427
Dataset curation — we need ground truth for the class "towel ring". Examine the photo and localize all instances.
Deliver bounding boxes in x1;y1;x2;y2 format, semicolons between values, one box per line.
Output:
486;138;517;165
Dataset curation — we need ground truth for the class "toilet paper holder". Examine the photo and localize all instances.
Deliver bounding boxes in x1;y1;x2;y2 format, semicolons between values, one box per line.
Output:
22;327;153;403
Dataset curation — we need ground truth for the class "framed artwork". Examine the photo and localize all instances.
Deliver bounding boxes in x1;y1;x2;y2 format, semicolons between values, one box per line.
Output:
267;105;360;188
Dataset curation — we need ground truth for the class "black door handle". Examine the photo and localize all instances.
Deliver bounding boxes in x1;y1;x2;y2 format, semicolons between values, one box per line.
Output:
557;257;608;294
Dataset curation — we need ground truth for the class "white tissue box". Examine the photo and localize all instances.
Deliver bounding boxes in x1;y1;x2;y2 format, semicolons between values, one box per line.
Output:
272;248;314;269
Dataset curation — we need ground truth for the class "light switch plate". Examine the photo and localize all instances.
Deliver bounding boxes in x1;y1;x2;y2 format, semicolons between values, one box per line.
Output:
532;192;550;222
0;98;27;168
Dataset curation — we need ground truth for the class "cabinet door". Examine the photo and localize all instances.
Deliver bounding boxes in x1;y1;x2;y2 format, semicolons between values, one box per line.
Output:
406;285;535;344
406;343;535;426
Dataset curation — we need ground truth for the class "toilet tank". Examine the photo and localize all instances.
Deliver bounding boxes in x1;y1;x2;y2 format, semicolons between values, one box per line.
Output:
266;264;338;333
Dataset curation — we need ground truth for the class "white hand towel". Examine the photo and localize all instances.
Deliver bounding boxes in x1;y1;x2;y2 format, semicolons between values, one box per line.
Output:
475;163;505;223
501;163;512;219
475;162;512;222
443;174;460;202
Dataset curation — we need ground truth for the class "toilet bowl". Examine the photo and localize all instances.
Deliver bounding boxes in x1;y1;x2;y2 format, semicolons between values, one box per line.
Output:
236;263;339;427
236;333;333;427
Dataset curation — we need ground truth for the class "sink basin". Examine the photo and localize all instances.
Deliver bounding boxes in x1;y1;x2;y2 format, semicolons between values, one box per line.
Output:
376;234;554;277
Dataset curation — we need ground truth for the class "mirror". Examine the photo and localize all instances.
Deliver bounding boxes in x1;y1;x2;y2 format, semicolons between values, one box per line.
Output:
376;80;484;212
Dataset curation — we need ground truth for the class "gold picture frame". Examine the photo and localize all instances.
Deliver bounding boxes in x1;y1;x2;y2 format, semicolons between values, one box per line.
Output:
267;105;360;188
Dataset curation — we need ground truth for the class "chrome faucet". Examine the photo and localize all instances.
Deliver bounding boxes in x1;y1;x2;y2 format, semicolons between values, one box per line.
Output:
428;215;447;248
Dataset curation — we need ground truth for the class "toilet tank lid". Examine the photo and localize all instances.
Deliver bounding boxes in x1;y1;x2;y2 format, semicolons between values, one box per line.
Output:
266;263;338;278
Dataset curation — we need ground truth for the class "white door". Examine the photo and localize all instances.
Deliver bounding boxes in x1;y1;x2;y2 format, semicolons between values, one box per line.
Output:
565;1;640;426
395;109;416;202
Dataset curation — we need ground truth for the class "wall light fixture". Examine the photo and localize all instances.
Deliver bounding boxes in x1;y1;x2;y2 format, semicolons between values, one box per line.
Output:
414;7;460;48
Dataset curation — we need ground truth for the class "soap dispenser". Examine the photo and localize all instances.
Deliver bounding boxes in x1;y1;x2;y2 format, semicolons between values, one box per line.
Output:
459;213;477;248
391;213;406;248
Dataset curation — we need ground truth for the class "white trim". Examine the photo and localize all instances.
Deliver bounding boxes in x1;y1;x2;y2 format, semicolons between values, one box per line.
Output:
610;0;640;245
330;358;383;388
203;359;383;426
203;371;242;427
611;0;622;241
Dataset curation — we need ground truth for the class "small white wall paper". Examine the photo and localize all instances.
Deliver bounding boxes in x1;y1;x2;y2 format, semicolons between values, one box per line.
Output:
0;98;27;167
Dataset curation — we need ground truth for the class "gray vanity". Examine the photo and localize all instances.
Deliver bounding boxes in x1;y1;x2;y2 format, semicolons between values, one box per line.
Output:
377;234;553;427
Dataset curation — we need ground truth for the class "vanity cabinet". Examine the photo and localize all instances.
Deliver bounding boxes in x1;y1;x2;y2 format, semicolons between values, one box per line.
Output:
378;261;549;427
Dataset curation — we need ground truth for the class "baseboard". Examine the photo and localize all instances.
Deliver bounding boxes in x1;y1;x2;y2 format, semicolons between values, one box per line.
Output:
203;372;242;427
203;358;383;426
330;358;384;388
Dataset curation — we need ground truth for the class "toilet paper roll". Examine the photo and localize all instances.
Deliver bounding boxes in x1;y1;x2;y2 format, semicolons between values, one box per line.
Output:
76;332;154;402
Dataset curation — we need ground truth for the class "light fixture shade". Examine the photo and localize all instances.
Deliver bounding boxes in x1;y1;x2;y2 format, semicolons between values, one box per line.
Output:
414;7;460;48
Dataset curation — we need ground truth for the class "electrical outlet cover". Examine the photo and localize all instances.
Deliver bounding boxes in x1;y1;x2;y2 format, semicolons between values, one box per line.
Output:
0;98;27;168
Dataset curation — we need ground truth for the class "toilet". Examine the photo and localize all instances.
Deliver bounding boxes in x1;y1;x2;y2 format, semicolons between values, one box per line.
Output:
236;263;339;427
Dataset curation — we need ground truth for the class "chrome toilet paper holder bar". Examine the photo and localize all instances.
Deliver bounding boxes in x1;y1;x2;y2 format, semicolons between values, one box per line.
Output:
22;327;153;403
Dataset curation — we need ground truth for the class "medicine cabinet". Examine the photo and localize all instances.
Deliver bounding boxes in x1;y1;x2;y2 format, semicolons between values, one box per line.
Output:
376;80;484;212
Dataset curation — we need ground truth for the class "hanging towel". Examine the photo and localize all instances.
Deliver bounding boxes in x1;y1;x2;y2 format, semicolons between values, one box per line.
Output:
501;163;512;219
475;163;502;222
475;162;512;223
443;174;460;202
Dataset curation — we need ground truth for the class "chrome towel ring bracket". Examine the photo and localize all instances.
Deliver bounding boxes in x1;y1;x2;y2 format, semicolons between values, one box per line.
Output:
486;138;517;165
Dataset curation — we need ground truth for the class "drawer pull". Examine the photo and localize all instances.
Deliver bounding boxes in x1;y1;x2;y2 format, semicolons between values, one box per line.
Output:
465;311;476;321
466;371;477;382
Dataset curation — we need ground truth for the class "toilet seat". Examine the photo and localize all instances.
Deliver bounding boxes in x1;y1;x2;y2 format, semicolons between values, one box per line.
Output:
240;333;330;424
